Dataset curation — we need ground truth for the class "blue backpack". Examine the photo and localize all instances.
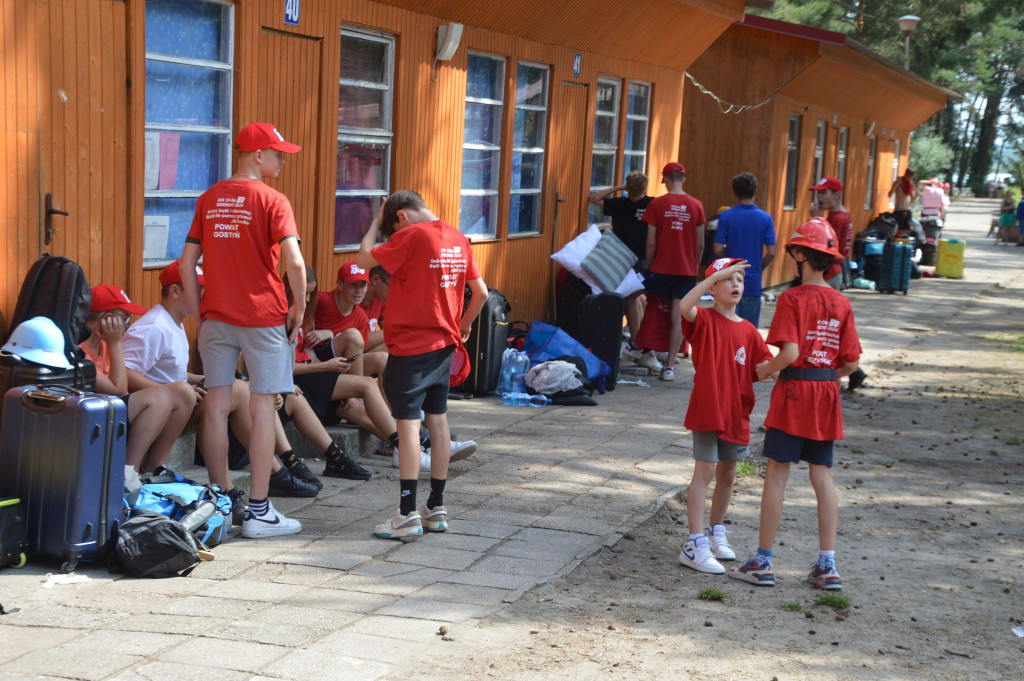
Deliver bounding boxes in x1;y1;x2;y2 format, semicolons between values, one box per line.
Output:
134;478;231;548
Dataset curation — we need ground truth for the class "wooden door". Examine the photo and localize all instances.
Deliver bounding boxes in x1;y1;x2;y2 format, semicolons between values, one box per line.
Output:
255;28;324;266
1;0;130;332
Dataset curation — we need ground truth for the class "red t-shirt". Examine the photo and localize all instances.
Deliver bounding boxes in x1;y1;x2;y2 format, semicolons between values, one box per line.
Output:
682;308;772;444
361;297;386;333
314;291;369;345
764;285;861;441
294;327;311;363
825;211;852;281
371;220;481;356
186;180;298;327
642;193;706;276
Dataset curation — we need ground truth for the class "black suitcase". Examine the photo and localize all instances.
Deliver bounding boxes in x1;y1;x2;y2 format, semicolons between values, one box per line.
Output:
0;497;29;569
462;289;511;395
574;292;625;391
0;354;96;432
879;242;912;295
0;385;127;572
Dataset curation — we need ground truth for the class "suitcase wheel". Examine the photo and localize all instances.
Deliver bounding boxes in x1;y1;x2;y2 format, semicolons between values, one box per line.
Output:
61;559;78;574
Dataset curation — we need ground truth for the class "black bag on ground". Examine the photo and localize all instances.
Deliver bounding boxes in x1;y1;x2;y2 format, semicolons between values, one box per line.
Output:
113;509;201;578
6;255;92;358
568;292;625;391
462;288;511;395
542;355;597;406
0;498;29;569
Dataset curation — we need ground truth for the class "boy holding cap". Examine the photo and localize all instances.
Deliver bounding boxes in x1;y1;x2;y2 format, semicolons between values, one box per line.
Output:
81;285;191;473
642;162;706;380
308;262;369;375
675;258;772;574
179;121;307;538
357;190;488;539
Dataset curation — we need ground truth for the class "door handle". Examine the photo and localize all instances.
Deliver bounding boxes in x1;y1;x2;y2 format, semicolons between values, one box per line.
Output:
45;193;69;246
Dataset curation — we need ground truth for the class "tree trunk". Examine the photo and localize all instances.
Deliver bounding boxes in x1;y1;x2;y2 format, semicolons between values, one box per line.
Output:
968;89;1001;194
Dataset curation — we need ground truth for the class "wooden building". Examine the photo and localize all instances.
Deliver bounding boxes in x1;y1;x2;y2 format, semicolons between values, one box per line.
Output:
679;14;960;289
1;0;768;339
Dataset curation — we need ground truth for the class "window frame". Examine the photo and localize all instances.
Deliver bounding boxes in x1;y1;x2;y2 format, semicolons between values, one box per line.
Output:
783;114;801;210
334;27;396;251
508;60;550;237
836;126;849;188
622;80;651;181
889;138;901;209
142;0;235;268
865;134;878;210
813;120;827;183
588;77;622;226
459;51;507;240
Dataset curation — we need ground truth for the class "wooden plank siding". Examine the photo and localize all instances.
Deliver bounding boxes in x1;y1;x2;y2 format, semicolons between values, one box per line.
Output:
680;17;945;290
2;0;738;341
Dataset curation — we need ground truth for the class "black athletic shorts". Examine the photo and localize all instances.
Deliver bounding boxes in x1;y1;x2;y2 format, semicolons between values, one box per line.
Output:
382;345;454;420
292;371;341;425
645;273;696;300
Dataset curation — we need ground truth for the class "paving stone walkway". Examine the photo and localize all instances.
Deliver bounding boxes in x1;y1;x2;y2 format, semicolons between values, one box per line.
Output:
0;198;1020;681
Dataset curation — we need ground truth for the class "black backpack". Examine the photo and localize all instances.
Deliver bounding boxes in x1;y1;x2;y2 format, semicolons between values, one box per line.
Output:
112;509;201;578
7;255;92;359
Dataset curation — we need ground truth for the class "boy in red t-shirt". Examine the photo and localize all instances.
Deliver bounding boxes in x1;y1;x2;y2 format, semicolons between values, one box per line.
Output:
642;162;706;381
309;262;368;375
357;190;488;539
728;218;861;590
676;258;772;575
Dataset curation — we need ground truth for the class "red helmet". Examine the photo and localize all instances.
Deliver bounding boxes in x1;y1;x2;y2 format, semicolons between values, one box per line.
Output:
786;218;842;259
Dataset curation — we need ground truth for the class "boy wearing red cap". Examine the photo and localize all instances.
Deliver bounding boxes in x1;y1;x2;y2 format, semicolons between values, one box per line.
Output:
309;262;369;374
642;162;706;380
82;285;191;473
729;218;861;590
179;122;307;538
357;190;488;538
676;258;772;574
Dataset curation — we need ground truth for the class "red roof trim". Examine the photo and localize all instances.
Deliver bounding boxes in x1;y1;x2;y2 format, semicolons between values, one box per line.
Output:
739;13;847;46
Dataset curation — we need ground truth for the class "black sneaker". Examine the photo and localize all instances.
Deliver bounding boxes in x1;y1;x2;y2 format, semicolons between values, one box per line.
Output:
323;453;372;481
227;487;246;526
284;456;323;490
848;368;867;391
268;468;319;498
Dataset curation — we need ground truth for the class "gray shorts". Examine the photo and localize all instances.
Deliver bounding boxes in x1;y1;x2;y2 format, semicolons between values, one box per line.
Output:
199;319;294;394
692;430;749;462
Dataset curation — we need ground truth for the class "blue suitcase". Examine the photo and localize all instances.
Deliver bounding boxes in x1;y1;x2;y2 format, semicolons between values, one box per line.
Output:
0;385;127;572
879;242;912;295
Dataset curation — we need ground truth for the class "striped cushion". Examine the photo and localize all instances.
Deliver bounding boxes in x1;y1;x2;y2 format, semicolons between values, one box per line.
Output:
580;229;638;292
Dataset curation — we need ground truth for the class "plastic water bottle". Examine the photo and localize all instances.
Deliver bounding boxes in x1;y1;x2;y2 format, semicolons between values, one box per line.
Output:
502;392;550;407
179;501;217;533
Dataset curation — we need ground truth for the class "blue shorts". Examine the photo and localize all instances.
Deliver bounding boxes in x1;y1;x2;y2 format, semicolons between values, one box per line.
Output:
645;273;696;300
762;428;834;467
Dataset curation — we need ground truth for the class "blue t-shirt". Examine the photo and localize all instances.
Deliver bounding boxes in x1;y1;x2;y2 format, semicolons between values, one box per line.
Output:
1017;198;1024;225
714;204;776;295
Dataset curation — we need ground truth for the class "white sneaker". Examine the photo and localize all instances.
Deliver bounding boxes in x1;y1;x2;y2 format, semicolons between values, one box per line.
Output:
660;368;675;381
418;504;449;532
634;351;663;373
679;536;725;574
622;342;644;361
392;446;431;468
705;526;736;561
449;440;477;463
241;502;302;538
374;510;423;539
655;352;677;365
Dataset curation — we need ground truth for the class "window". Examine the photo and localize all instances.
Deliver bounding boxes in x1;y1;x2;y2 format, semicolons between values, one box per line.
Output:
588;78;621;225
509;62;549;235
143;0;233;266
335;30;394;250
865;134;877;210
813;121;827;183
783;114;801;209
459;53;505;238
889;138;901;209
836;127;849;187
623;81;650;180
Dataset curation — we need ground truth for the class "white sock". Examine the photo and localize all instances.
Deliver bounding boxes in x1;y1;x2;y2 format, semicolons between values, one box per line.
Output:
711;524;727;537
689;533;704;543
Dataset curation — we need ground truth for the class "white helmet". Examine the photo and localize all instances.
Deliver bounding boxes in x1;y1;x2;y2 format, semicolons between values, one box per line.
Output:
2;316;72;369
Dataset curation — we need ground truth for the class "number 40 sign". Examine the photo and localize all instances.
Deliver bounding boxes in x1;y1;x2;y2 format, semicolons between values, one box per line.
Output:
284;0;300;26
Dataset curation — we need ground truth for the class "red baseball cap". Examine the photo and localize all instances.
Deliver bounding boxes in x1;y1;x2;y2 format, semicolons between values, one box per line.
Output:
661;162;686;176
449;343;471;387
159;260;206;287
704;257;745;280
337;262;369;285
810;177;843;193
90;284;148;315
235;122;301;154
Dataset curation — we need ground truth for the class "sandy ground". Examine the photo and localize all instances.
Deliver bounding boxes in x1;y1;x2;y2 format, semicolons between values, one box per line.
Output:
397;272;1024;680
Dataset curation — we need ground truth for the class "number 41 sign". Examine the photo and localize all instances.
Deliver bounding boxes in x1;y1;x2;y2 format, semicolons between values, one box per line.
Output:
284;0;300;26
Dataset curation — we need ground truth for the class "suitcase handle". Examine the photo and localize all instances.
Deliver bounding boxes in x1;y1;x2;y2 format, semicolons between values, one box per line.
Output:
20;389;70;414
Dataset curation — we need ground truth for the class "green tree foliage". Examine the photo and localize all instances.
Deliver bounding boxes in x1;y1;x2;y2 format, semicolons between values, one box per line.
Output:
751;1;1024;192
909;130;955;180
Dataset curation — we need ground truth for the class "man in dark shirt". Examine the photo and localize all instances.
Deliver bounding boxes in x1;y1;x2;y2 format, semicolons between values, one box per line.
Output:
588;171;659;372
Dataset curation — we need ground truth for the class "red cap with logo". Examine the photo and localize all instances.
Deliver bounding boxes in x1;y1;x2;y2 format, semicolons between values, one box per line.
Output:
704;257;746;280
661;162;686;176
235;122;302;154
336;262;369;285
90;284;148;315
809;177;843;193
159;260;206;287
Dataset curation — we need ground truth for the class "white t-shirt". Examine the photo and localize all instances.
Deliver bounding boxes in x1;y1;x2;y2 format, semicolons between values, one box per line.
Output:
122;304;190;383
